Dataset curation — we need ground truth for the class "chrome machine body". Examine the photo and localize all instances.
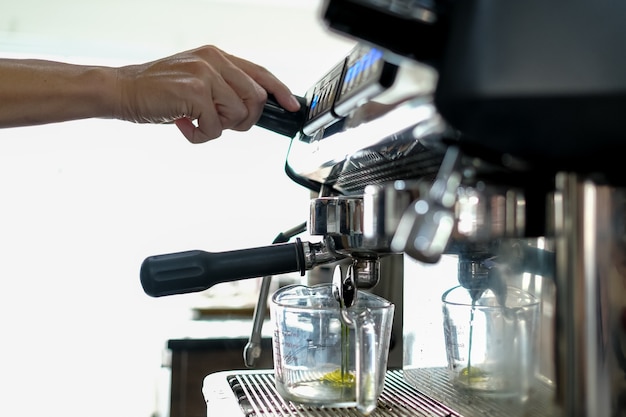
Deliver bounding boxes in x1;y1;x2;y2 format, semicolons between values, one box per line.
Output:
140;1;626;416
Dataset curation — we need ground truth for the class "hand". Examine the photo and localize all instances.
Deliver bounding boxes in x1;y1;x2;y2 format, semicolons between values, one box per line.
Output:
115;45;301;143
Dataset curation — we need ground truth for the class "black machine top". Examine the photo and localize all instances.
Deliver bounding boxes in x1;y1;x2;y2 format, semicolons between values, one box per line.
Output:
256;0;626;192
320;0;626;184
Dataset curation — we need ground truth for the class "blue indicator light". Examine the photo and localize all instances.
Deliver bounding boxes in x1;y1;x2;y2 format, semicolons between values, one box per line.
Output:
354;59;363;77
344;66;354;83
363;52;373;70
311;94;319;109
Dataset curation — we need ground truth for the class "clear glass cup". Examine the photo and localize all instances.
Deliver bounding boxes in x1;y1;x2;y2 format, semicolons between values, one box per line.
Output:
442;285;539;402
270;283;394;415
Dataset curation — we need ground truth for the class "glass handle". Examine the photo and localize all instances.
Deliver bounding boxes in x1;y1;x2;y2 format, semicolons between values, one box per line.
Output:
354;310;378;415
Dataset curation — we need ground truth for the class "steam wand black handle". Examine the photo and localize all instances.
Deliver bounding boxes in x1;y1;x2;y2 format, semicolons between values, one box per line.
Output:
140;240;305;297
255;94;307;138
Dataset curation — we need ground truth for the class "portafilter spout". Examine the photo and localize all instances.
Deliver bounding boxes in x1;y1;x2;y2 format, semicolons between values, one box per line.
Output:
457;252;506;304
456;241;556;304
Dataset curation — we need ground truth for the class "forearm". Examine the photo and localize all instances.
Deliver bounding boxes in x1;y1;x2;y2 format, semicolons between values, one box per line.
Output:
0;46;300;142
0;59;119;128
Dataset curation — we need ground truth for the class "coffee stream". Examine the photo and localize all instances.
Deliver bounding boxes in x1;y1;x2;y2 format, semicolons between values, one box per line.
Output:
461;301;486;385
462;281;508;386
320;321;355;391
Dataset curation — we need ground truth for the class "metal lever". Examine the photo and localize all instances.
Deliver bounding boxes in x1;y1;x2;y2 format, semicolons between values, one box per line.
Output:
391;146;464;263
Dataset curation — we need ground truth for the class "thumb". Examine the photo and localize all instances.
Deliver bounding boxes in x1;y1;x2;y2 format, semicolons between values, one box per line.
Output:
175;117;214;144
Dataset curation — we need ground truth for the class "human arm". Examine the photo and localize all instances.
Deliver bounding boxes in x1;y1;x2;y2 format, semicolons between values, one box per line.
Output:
0;45;301;143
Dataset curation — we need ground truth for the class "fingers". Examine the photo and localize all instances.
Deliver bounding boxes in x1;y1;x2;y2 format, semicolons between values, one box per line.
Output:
193;47;268;132
173;52;256;143
223;51;301;113
213;70;266;132
272;92;303;113
175;79;251;144
120;45;302;144
175;117;216;144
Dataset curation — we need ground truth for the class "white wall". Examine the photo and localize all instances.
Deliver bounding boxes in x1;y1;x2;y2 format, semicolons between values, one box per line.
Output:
0;1;355;416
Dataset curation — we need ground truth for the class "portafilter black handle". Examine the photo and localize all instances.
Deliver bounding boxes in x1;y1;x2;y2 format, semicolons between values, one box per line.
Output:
140;240;306;297
255;94;307;138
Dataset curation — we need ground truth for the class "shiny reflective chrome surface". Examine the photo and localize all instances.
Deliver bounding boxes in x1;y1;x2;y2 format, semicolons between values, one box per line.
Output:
309;196;366;251
286;97;449;195
553;175;626;416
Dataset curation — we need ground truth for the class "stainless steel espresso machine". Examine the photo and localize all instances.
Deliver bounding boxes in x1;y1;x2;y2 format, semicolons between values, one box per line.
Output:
140;1;626;416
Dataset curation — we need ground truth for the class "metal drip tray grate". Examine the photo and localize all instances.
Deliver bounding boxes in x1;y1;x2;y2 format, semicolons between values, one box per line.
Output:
204;369;461;417
403;368;557;417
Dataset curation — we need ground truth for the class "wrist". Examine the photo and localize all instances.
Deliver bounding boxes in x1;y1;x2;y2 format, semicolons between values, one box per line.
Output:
84;65;123;120
111;64;140;123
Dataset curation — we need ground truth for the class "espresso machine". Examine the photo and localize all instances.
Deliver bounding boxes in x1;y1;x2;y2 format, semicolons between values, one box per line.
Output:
140;1;626;416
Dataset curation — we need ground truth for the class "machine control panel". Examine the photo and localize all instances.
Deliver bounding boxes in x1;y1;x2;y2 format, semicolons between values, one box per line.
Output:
334;46;397;116
302;58;347;136
302;44;399;136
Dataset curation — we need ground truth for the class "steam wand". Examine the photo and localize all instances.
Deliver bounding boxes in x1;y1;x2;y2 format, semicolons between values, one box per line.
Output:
244;222;307;368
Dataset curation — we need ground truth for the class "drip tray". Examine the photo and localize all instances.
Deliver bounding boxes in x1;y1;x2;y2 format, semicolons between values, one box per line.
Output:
204;369;461;417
